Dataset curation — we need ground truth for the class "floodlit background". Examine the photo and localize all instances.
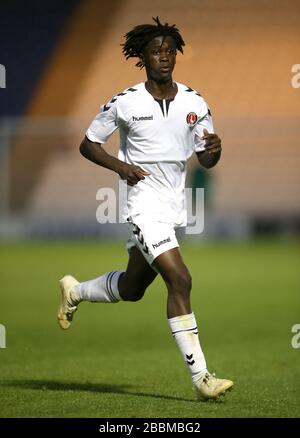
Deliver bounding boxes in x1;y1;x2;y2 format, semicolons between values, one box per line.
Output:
0;0;299;237
0;0;299;418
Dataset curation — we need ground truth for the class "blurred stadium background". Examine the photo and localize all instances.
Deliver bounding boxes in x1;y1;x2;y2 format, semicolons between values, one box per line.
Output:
0;0;299;239
0;0;300;419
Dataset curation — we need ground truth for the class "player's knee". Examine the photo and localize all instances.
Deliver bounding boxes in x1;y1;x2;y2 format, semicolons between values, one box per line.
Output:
128;290;145;302
166;270;192;296
122;287;145;302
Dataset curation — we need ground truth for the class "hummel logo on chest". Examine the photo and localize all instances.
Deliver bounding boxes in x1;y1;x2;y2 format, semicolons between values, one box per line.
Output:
132;115;153;121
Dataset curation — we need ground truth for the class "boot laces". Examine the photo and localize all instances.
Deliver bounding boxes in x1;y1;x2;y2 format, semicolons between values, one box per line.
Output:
66;303;77;319
202;372;216;386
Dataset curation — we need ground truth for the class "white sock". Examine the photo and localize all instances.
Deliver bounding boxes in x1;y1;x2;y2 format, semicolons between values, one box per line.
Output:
74;271;124;303
168;312;207;384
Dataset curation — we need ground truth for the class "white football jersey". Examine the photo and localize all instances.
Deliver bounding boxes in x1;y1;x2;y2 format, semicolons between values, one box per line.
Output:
86;81;214;227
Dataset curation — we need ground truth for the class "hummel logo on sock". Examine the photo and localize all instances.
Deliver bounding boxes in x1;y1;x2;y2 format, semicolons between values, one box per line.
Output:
186;353;195;366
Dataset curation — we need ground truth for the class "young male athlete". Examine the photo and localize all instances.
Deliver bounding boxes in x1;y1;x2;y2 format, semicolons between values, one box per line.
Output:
58;17;233;401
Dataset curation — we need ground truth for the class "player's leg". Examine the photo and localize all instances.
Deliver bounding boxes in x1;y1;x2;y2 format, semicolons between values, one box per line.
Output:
153;247;191;318
153;247;233;401
75;245;157;303
153;247;206;381
118;246;158;301
57;245;157;329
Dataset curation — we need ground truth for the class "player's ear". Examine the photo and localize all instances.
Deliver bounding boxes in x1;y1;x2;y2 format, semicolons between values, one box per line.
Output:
139;53;145;67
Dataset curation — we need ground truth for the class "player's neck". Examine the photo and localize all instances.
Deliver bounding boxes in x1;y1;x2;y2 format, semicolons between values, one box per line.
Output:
145;78;177;100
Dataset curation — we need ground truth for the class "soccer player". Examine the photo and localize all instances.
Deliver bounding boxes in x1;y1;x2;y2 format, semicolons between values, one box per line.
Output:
58;17;233;401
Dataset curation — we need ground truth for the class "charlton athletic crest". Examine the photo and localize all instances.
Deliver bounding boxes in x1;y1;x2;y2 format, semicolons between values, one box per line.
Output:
186;112;198;126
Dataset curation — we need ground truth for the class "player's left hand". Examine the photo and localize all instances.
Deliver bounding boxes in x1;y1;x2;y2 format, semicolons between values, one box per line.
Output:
202;128;222;154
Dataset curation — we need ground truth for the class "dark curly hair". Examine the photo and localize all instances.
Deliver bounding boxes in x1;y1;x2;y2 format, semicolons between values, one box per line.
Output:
122;16;185;68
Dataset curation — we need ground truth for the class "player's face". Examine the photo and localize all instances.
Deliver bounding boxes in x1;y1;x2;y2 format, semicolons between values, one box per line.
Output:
142;36;177;83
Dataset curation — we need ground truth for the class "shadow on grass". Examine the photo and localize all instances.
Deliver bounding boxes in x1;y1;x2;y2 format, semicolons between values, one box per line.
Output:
1;380;204;404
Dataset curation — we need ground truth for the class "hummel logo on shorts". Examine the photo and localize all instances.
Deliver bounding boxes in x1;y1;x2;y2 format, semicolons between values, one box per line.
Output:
152;237;171;249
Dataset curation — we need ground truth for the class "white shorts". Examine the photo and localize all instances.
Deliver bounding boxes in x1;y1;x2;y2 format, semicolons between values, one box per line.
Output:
126;217;179;265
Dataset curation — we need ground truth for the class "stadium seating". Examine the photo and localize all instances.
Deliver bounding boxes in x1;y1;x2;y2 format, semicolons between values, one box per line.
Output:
3;0;300;224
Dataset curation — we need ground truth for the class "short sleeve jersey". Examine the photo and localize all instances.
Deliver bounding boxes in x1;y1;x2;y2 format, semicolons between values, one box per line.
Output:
86;81;213;163
86;81;214;227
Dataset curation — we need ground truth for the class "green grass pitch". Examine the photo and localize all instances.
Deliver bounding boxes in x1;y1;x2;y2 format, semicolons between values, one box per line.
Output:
0;239;299;418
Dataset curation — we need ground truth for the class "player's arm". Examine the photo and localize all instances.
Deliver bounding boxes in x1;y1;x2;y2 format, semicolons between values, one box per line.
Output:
79;136;150;186
196;129;222;169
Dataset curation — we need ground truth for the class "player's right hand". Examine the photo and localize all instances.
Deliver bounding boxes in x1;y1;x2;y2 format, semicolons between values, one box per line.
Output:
117;162;150;186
